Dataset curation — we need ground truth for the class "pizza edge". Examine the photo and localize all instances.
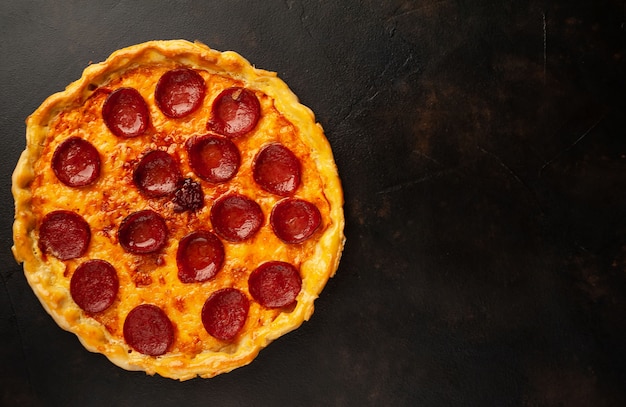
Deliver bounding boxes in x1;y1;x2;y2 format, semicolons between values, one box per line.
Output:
12;39;345;380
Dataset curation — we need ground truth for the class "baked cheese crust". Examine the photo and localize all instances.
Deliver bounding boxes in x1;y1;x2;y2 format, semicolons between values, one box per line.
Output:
12;39;345;380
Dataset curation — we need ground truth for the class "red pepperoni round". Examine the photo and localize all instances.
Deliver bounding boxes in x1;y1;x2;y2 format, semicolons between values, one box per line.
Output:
123;304;174;356
155;68;206;118
70;260;119;314
118;210;168;254
210;194;263;242
51;137;101;187
133;150;182;198
39;210;91;260
253;143;301;196
201;288;249;341
248;261;302;308
176;231;224;283
102;87;150;138
271;199;322;244
186;135;240;183
207;87;260;138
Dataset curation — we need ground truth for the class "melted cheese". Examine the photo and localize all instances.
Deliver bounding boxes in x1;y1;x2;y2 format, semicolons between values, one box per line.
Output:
12;40;345;380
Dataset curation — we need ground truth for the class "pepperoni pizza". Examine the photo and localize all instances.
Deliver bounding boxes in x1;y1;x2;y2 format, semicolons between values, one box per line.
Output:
12;40;345;380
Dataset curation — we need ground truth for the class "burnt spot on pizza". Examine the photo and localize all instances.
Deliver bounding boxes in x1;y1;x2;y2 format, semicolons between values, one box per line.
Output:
172;178;204;212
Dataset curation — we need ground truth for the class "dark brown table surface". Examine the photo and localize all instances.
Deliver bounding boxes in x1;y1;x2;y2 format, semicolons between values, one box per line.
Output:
2;1;625;406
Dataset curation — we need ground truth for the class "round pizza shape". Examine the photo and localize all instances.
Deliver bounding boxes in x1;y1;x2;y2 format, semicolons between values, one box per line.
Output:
12;40;345;380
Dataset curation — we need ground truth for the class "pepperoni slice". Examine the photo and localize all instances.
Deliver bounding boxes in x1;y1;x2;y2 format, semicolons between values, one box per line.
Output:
271;199;322;244
102;87;150;138
51;137;101;187
207;87;260;138
123;304;174;356
118;210;168;254
201;288;249;341
248;261;302;308
176;231;225;283
133;150;182;198
253;143;301;196
39;210;91;260
186;135;240;183
70;260;119;314
172;178;204;212
210;194;263;242
155;68;206;118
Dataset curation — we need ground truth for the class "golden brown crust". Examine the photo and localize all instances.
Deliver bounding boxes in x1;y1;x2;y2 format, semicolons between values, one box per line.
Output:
12;40;345;380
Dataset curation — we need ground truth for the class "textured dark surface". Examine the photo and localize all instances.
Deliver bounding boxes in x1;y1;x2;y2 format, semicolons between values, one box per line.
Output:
2;1;626;406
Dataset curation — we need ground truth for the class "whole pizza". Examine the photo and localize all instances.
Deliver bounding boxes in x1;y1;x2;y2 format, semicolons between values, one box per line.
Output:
12;39;345;380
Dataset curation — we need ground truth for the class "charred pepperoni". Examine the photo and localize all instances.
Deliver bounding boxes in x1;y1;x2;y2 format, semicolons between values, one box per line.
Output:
39;210;91;260
155;68;206;118
210;194;263;242
201;288;249;341
176;231;224;283
248;261;302;308
102;87;150;138
253;143;301;196
172;178;204;212
123;304;174;356
271;199;321;244
208;87;260;138
186;135;240;183
118;210;168;254
51;137;101;187
70;260;119;314
133;150;182;198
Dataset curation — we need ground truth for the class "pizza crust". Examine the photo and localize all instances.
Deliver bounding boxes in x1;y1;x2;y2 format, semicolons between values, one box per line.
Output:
12;40;345;380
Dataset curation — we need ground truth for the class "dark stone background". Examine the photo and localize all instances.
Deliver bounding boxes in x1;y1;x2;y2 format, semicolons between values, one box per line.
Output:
1;1;625;406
